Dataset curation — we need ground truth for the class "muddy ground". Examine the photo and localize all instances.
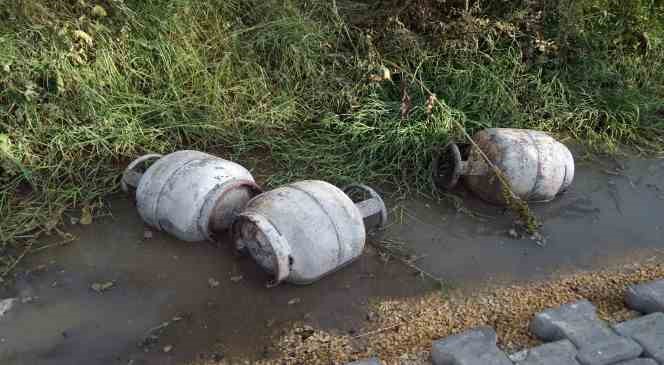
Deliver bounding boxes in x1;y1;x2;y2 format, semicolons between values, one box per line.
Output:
0;156;663;365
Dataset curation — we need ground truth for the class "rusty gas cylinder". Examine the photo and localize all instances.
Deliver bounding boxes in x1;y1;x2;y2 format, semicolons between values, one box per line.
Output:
433;128;574;204
233;181;387;286
121;150;261;242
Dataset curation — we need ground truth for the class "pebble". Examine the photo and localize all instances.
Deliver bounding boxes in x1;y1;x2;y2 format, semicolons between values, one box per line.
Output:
0;298;18;318
91;281;114;293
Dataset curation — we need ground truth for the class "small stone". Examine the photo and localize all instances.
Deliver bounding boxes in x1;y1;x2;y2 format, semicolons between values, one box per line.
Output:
288;298;301;305
2;64;10;73
0;298;18;318
508;229;519;239
207;278;220;288
91;281;114;293
230;275;243;282
163;345;173;353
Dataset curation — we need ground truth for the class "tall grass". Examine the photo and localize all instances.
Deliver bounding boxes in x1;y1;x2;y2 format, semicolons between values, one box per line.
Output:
1;0;663;274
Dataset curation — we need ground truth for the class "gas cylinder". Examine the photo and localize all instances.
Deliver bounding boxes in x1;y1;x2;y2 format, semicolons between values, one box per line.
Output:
121;150;261;242
233;181;387;286
433;128;574;204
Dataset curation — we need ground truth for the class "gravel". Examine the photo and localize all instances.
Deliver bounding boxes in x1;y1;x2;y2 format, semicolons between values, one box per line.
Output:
260;262;664;365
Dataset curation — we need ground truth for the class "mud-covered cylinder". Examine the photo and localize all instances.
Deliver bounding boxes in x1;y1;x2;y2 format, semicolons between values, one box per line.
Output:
461;128;574;204
123;150;260;242
233;180;383;286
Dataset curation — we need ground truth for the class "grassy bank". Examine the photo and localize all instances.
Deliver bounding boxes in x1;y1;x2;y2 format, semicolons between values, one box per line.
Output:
1;0;664;273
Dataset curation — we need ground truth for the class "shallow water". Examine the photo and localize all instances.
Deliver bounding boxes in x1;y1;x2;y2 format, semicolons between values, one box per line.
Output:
1;156;663;365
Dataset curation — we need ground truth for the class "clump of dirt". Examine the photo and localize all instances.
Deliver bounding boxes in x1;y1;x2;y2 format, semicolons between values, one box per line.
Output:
255;261;664;364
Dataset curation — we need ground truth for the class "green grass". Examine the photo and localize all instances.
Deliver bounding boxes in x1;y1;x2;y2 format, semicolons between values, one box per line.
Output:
1;0;664;275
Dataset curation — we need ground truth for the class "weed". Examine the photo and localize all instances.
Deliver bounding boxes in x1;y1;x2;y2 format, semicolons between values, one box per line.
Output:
1;0;663;275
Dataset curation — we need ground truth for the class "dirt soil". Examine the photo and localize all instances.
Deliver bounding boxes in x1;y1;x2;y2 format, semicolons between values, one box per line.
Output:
0;155;663;365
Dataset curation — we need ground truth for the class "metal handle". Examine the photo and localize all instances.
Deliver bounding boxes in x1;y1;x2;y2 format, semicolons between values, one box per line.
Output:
431;142;466;191
121;154;163;194
342;184;388;231
233;213;291;288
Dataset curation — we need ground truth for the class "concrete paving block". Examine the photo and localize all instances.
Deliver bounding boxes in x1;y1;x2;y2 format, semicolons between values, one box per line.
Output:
513;340;580;365
613;359;658;365
614;312;664;364
530;300;600;343
626;280;664;314
431;327;512;365
347;358;382;365
575;338;643;365
530;300;643;365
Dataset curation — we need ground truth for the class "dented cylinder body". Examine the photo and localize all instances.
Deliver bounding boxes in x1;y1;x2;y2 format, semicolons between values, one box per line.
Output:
128;150;259;242
234;180;367;286
463;128;574;204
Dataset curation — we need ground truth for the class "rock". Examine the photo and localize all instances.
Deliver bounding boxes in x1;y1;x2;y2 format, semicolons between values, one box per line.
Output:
288;298;301;305
0;298;18;318
163;345;173;353
346;358;382;365
613;312;664;364
230;275;243;282
626;280;664;314
91;281;115;293
207;278;220;288
530;300;642;365
513;340;580;365
431;327;512;365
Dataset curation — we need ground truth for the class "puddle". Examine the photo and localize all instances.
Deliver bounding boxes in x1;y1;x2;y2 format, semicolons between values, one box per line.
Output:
0;199;434;365
1;157;663;365
386;157;664;285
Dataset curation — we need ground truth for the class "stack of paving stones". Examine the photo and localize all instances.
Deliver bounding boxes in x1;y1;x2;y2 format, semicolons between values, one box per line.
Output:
346;279;664;365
